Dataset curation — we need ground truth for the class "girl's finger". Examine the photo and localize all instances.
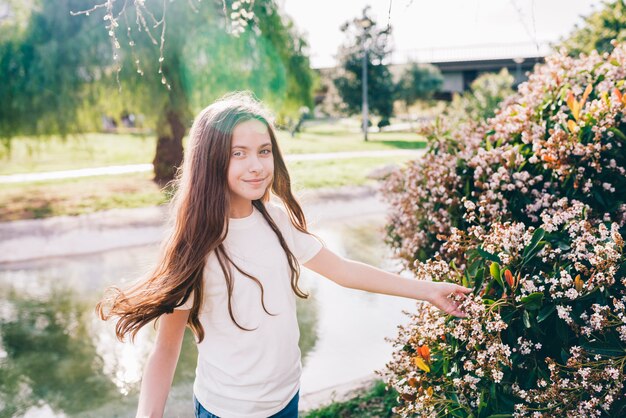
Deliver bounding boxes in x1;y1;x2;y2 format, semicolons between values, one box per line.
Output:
449;304;467;317
448;290;469;301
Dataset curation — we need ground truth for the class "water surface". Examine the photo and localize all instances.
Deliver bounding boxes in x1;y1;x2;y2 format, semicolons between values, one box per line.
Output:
0;214;416;417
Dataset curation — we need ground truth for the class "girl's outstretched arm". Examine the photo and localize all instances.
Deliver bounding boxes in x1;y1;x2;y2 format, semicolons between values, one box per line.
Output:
304;247;471;317
136;309;190;418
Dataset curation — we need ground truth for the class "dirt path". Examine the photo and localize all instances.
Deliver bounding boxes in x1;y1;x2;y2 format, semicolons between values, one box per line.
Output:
0;185;388;264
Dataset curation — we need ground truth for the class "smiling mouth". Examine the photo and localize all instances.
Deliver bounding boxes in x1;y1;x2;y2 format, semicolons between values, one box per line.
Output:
243;177;267;185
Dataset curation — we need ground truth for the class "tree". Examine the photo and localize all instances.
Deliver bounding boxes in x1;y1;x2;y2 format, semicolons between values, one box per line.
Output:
396;62;443;110
333;7;395;123
560;0;626;55
0;0;315;183
0;0;109;148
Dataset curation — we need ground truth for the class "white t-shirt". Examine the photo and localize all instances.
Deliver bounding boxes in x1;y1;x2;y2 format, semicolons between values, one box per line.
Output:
176;202;322;418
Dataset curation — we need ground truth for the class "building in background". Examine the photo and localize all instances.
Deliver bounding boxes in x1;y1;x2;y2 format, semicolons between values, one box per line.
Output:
315;41;551;116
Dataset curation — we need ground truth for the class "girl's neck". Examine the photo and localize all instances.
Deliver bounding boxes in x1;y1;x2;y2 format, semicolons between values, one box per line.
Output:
229;199;254;219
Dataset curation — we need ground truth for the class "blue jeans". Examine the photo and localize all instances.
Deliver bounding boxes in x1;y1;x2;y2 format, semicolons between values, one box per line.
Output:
194;391;299;418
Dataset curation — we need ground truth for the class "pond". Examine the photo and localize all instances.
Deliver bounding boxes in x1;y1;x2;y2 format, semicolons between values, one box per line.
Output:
0;214;417;417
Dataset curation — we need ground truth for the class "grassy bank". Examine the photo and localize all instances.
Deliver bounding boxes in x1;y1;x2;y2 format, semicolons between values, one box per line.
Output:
303;380;399;418
0;123;425;221
0;130;425;175
0;155;413;221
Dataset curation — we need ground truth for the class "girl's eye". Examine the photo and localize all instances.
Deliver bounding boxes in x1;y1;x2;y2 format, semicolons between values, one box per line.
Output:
232;151;244;157
260;149;272;155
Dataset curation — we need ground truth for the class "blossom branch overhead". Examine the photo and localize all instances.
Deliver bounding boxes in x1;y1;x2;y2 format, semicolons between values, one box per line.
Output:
70;0;257;90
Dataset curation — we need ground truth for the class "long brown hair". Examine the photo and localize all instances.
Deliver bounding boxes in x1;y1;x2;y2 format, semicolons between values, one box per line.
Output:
97;92;311;342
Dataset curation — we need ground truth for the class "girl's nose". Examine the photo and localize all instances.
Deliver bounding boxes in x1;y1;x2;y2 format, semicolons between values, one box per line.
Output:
248;156;263;173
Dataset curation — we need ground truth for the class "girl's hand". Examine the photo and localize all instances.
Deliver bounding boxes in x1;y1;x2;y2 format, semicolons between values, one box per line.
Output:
422;282;472;318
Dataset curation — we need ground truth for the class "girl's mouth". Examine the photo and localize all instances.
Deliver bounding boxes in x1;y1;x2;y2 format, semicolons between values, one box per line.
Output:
244;177;266;185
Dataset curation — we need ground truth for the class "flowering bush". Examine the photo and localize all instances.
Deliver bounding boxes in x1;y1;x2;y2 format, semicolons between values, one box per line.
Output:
380;42;626;417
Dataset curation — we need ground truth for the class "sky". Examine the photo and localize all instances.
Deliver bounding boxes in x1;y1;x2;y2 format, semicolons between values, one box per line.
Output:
281;0;605;68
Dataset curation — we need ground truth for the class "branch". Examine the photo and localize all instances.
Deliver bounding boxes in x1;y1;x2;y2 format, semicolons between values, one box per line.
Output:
71;0;258;90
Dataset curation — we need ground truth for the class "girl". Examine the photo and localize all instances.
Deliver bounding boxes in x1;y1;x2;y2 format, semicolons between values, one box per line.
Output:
97;92;471;418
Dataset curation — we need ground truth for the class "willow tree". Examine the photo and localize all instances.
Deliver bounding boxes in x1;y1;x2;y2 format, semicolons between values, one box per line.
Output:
0;0;109;143
0;0;315;183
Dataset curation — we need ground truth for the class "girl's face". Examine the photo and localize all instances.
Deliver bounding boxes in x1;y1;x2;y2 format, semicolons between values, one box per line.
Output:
227;119;274;217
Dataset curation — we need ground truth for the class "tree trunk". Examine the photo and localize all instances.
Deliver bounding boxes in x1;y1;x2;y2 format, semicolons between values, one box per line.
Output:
152;108;185;185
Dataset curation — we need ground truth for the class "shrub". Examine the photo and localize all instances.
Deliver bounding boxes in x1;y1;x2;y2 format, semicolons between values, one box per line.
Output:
380;42;626;417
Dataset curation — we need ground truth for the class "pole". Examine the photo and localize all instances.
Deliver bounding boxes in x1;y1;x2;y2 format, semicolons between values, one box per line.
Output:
362;46;369;141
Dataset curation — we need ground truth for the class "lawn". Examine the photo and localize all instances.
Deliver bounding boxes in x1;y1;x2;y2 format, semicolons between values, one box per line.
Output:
0;172;168;221
0;122;425;221
0;129;425;175
0;154;414;221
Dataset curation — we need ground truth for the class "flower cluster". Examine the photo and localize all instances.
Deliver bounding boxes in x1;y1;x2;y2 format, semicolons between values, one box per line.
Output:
512;350;624;417
382;42;626;417
380;293;512;416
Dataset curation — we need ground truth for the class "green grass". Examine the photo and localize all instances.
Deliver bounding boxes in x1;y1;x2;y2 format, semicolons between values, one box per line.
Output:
303;380;399;418
288;156;408;189
0;155;414;221
0;172;167;221
0;133;156;175
276;130;426;155
0;129;425;175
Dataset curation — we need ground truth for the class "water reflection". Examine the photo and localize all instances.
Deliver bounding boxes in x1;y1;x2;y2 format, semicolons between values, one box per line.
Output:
0;287;118;417
0;214;413;417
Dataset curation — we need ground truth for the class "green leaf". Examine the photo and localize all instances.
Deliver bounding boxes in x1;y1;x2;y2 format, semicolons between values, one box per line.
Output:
557;242;571;251
478;391;487;415
581;341;626;357
486;415;514;418
556;316;570;340
489;261;502;282
522;366;537;387
431;359;444;374
490;381;497;400
449;407;466;418
521;228;546;263
521;292;544;310
609;127;626;142
523;310;531;328
522;241;546;266
478;247;501;263
537;304;556;323
490;262;502;289
462;275;469;287
593;189;607;209
473;269;485;295
467;258;481;277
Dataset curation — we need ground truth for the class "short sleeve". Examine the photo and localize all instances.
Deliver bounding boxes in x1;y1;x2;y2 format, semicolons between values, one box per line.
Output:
174;290;194;310
267;203;323;264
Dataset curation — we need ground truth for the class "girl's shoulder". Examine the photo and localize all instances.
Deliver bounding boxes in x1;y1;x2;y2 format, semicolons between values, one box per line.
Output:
262;201;297;231
264;201;288;220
